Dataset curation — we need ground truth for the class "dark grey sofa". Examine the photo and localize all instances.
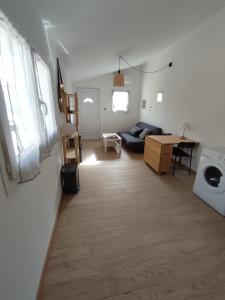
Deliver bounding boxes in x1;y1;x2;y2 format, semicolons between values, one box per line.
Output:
118;122;162;153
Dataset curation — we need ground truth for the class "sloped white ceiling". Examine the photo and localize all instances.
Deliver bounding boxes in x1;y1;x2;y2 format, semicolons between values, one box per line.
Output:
3;0;225;83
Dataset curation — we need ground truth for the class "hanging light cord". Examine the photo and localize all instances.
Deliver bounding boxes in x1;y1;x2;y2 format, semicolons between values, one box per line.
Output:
119;55;173;74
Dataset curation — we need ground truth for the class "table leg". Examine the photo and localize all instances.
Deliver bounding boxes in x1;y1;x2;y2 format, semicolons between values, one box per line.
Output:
119;140;121;154
104;140;107;152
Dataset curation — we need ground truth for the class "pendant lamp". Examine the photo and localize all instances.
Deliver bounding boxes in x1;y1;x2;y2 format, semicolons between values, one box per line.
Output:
113;56;124;87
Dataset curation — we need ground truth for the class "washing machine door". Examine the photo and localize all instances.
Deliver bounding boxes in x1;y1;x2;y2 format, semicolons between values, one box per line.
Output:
200;163;225;194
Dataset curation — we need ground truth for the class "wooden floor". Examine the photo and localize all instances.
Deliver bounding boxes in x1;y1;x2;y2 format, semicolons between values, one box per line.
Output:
39;140;225;300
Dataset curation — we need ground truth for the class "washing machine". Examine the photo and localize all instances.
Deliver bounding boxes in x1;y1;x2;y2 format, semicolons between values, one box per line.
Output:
193;147;225;216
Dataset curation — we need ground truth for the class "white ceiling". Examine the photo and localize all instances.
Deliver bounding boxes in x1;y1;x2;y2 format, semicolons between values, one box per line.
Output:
37;0;225;83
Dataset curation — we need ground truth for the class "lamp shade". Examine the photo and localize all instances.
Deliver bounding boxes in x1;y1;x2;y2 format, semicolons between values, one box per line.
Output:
113;71;124;87
182;121;191;130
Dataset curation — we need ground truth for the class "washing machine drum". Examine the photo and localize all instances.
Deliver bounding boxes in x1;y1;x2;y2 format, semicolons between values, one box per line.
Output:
202;164;225;193
204;166;222;187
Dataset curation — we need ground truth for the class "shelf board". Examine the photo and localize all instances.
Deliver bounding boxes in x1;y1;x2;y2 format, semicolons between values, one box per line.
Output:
62;131;79;139
66;158;77;164
67;110;78;115
66;148;76;159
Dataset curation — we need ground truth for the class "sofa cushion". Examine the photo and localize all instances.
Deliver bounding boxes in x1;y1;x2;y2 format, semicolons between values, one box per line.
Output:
136;122;162;135
119;132;141;143
128;126;143;137
139;128;151;139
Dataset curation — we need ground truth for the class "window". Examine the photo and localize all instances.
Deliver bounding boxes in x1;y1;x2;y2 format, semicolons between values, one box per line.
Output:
112;91;129;112
0;19;41;180
34;53;57;149
0;32;32;157
157;91;163;102
0;10;57;183
83;98;94;103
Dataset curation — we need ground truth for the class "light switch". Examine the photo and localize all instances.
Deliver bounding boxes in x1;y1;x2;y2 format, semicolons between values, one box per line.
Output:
149;104;153;111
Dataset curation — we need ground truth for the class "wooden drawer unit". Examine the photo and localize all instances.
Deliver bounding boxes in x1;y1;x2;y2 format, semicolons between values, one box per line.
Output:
162;144;172;155
144;137;172;174
145;137;161;155
144;135;197;175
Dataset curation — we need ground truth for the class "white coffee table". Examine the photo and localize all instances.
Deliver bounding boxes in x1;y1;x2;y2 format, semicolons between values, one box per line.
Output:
102;133;122;154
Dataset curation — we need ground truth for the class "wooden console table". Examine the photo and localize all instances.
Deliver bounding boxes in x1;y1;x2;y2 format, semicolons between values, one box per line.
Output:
144;135;197;174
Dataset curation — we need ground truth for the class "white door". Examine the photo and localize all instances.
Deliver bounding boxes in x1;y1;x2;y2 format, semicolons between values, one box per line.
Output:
77;88;100;139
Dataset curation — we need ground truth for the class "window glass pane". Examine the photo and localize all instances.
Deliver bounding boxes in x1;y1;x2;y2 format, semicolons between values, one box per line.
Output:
157;92;163;102
83;98;94;103
35;55;57;141
112;91;129;112
0;28;36;156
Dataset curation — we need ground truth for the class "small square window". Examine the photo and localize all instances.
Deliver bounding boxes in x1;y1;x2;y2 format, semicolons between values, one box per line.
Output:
157;91;163;102
112;91;129;112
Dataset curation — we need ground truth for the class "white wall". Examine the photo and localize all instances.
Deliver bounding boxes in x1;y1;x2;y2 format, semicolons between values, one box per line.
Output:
0;2;62;300
74;68;142;134
140;7;225;170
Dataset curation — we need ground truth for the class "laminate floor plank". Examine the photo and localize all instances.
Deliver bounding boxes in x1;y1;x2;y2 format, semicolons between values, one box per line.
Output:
39;140;225;300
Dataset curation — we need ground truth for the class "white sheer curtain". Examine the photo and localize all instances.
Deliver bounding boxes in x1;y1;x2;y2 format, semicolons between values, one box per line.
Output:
33;52;58;155
0;10;58;183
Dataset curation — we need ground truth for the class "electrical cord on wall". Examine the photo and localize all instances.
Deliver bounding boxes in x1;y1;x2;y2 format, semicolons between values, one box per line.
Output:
119;55;173;74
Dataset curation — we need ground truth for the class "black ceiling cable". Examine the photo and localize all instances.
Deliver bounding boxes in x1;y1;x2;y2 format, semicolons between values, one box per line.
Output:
119;55;173;74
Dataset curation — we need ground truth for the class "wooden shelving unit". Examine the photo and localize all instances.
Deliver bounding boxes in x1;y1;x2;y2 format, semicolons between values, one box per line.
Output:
61;87;80;164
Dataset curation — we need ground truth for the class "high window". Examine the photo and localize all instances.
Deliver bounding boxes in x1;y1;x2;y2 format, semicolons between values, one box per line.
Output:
112;91;129;112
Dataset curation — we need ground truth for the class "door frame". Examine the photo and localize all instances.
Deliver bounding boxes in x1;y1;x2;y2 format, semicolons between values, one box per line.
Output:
76;87;101;139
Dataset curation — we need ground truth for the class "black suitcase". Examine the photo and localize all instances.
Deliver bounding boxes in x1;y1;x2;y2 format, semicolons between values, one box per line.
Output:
61;163;80;194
